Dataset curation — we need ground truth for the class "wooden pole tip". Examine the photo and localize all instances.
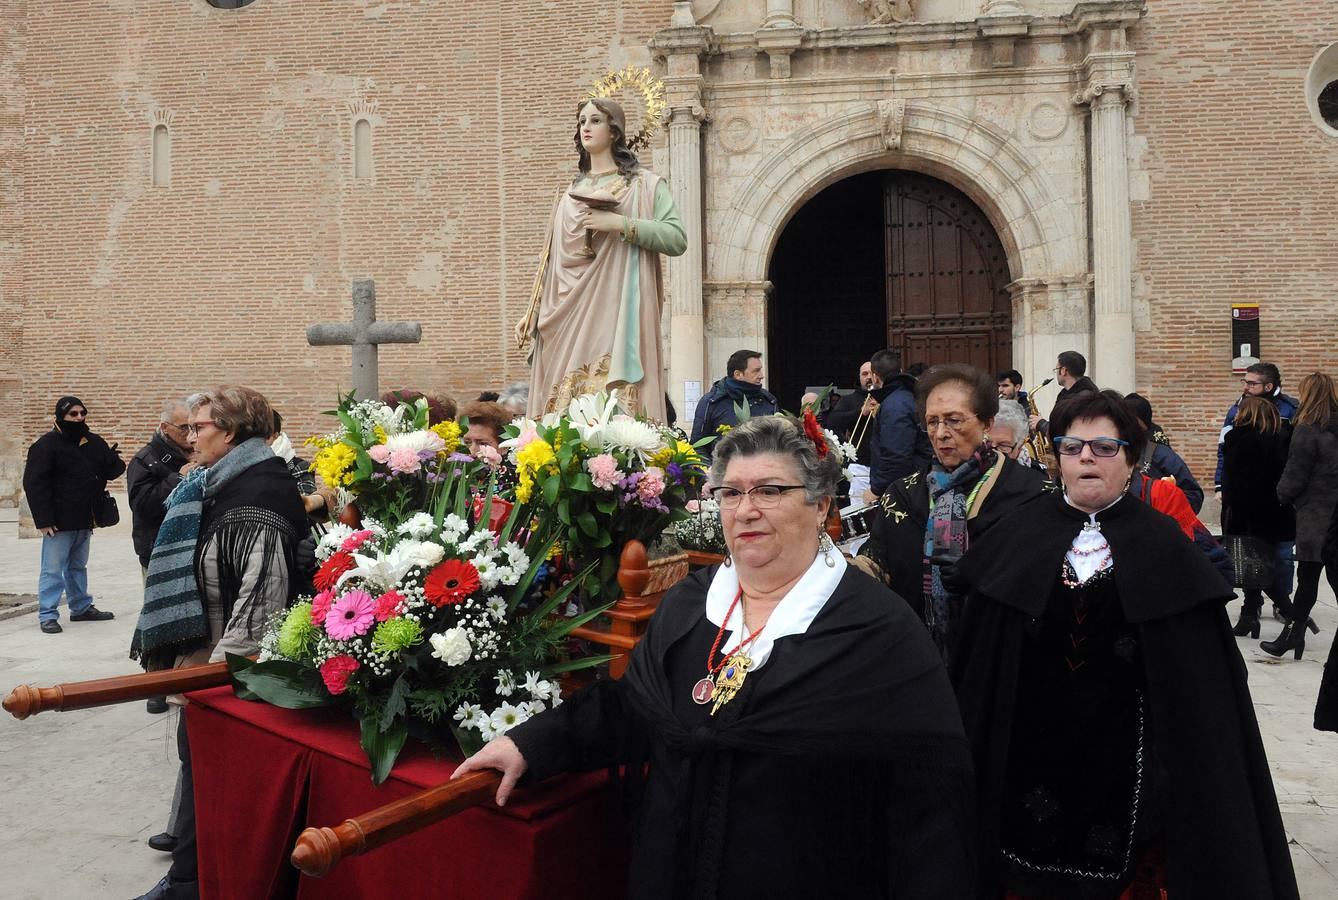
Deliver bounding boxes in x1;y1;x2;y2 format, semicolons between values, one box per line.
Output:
3;685;36;720
291;826;341;878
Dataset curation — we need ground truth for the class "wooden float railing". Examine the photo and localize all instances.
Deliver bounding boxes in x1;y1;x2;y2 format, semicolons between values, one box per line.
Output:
3;660;234;720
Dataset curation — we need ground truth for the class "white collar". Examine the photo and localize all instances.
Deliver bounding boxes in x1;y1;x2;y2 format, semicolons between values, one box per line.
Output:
704;549;847;670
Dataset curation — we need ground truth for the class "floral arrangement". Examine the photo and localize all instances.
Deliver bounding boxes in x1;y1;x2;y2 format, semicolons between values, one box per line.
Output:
232;395;610;784
672;497;727;555
504;391;709;604
306;392;466;525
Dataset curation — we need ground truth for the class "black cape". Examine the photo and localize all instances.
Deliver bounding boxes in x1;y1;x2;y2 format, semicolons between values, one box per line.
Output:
858;455;1048;618
952;492;1299;899
509;565;976;900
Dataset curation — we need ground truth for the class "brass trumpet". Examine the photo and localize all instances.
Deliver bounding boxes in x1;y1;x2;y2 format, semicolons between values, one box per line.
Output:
850;388;876;451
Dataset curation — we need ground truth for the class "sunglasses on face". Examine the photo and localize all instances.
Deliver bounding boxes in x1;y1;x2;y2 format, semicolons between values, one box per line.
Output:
1052;436;1129;458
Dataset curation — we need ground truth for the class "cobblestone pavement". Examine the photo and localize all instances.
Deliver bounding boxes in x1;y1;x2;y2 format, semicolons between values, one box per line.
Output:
1;500;1335;898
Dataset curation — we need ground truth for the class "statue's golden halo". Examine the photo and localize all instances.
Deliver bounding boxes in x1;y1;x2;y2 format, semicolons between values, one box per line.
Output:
587;66;667;153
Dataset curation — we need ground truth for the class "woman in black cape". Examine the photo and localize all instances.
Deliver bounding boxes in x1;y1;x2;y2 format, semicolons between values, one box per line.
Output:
456;415;976;899
854;364;1047;659
951;390;1298;899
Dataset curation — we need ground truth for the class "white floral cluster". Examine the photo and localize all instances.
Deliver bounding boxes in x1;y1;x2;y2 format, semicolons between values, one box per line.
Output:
427;592;506;665
346;398;416;441
452;669;563;741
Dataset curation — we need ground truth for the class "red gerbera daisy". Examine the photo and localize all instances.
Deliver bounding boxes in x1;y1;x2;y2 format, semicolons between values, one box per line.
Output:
314;551;356;592
801;409;829;458
424;559;481;607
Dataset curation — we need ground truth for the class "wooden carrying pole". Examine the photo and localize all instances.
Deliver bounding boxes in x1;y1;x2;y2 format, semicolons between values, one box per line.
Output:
3;661;233;720
290;771;503;877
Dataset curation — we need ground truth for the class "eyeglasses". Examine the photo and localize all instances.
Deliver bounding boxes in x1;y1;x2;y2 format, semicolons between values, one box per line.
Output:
1052;436;1129;458
1240;379;1264;387
186;421;218;437
165;422;190;433
708;484;806;509
924;414;977;433
994;441;1017;454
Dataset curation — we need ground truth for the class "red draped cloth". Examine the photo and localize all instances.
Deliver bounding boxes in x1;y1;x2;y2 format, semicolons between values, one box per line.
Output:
184;686;628;900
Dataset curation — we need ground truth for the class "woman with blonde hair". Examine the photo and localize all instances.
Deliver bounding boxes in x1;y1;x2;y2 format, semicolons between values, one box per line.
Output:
1265;373;1338;659
1221;395;1297;638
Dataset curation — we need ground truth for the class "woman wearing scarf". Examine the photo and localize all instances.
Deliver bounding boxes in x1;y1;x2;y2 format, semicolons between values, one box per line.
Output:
853;364;1048;660
952;390;1299;899
131;385;308;900
455;416;975;899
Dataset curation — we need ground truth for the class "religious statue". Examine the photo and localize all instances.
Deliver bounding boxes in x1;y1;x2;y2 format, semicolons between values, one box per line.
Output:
514;69;686;423
857;0;916;26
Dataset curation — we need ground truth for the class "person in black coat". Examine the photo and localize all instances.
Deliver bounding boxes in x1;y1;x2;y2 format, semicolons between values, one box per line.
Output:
128;398;199;572
854;364;1047;660
22;396;126;634
1124;392;1204;513
1221;395;1297;638
454;416;976;899
953;390;1299;899
866;348;933;500
688;349;779;461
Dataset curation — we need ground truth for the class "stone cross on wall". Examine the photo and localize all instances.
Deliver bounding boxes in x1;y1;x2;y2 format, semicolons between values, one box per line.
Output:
307;279;422;400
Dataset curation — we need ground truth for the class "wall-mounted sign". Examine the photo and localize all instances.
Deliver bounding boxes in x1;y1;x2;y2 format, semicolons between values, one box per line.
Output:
1231;304;1261;374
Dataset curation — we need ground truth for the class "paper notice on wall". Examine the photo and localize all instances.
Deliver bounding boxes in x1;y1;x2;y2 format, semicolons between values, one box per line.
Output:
1231;304;1260;374
683;381;702;419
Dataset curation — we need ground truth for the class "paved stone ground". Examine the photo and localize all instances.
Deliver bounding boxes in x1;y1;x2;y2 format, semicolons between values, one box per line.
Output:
1;497;1336;898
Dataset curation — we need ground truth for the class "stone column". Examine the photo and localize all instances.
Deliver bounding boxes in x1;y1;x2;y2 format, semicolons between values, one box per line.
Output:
763;0;797;29
1085;83;1135;393
652;25;712;427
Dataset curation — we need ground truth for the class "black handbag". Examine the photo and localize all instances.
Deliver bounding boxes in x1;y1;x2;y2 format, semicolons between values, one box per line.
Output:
93;491;120;528
1224;534;1274;590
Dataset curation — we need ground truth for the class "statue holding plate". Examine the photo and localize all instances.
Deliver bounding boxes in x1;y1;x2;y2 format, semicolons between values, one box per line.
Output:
514;68;686;423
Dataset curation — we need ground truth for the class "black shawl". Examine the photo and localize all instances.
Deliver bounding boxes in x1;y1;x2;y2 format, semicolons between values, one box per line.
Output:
194;454;308;624
952;492;1299;899
509;566;977;899
858;455;1048;618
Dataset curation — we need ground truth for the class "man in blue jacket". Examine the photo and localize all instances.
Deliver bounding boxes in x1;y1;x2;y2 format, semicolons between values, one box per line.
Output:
1214;361;1299;491
865;348;931;501
690;349;779;461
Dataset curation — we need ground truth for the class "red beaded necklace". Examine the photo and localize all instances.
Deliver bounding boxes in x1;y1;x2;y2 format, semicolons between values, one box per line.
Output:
691;587;767;706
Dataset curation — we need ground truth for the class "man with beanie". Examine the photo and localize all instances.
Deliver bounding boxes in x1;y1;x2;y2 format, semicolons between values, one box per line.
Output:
21;396;126;634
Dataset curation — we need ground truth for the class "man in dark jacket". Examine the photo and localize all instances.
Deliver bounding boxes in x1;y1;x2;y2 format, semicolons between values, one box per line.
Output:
1214;361;1299;491
128;398;199;573
866;348;931;500
689;349;779;461
821;360;877;502
1029;350;1099;437
22;396;126;634
1124;392;1205;513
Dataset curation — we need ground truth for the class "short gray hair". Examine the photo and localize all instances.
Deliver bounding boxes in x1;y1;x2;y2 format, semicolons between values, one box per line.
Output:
497;383;529;413
991;401;1029;445
160;398;191;422
707;416;841;504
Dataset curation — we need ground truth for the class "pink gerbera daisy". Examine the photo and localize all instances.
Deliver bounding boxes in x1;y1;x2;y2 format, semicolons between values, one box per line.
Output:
310;589;335;626
324;589;376;640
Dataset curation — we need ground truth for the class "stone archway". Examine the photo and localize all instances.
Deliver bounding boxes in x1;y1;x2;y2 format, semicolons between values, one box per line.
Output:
701;102;1092;391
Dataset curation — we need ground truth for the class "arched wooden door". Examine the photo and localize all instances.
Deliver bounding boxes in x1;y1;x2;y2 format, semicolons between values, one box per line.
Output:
767;171;1011;406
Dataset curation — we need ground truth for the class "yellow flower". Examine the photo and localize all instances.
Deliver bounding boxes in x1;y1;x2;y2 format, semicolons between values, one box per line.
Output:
648;446;674;469
715;424;732;436
515;439;557;504
373;425;387;444
674;439;703;466
430;420;462;454
312;443;358;486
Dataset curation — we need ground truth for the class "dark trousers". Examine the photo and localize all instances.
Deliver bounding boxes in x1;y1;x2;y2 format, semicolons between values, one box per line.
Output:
166;714;200;898
1287;560;1338;625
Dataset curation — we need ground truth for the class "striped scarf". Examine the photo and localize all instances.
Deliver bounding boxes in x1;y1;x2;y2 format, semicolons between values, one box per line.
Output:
130;465;209;667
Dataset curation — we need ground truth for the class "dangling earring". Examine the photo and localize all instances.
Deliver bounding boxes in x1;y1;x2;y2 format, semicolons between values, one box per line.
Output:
723;552;733;568
818;531;837;567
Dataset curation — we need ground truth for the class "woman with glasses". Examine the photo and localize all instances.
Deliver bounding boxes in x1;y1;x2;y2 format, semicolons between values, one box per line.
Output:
853;364;1047;660
1221;395;1297;639
951;390;1298;899
456;416;975;898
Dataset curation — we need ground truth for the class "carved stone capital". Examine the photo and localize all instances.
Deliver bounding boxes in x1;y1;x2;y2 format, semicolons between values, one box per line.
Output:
1073;80;1135;108
670;104;708;127
877;99;907;149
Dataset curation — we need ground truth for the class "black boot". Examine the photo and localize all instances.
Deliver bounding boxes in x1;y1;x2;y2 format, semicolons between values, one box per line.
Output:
1261;621;1306;660
1232;607;1261;638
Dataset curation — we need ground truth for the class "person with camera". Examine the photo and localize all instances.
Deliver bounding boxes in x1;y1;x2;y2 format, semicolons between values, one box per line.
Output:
21;395;126;634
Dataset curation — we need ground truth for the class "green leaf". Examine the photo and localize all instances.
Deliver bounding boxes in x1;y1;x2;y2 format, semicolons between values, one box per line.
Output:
360;712;408;785
542;653;617;676
592;531;612;549
355;448;374;479
378;675;409;732
232;659;334;709
477;470;497;530
507;534;558;611
449;722;485;759
542;473;560;505
528;559;598;621
548;601;617;640
225;652;260;701
569;473;593;492
557;497;572;526
595;497;617;515
576;511;599;537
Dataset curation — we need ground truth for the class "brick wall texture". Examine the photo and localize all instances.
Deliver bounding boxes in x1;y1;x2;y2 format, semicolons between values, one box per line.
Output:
3;0;1337;490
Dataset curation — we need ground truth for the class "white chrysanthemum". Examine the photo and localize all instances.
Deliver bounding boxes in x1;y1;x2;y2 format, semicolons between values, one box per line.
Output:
439;514;469;542
397;539;445;569
453;702;484;728
502;543;529;571
520;700;546;717
460;530;495;554
473;556;502;591
397;512;436;539
384;429;446;455
316;524;355;561
477;715;501;740
486;596;508;622
495;669;516;697
429;627;472;666
600;416;663;456
488;702;529;736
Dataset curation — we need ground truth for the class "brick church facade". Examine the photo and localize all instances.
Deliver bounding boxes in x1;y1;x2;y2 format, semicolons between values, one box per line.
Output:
2;0;1336;502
